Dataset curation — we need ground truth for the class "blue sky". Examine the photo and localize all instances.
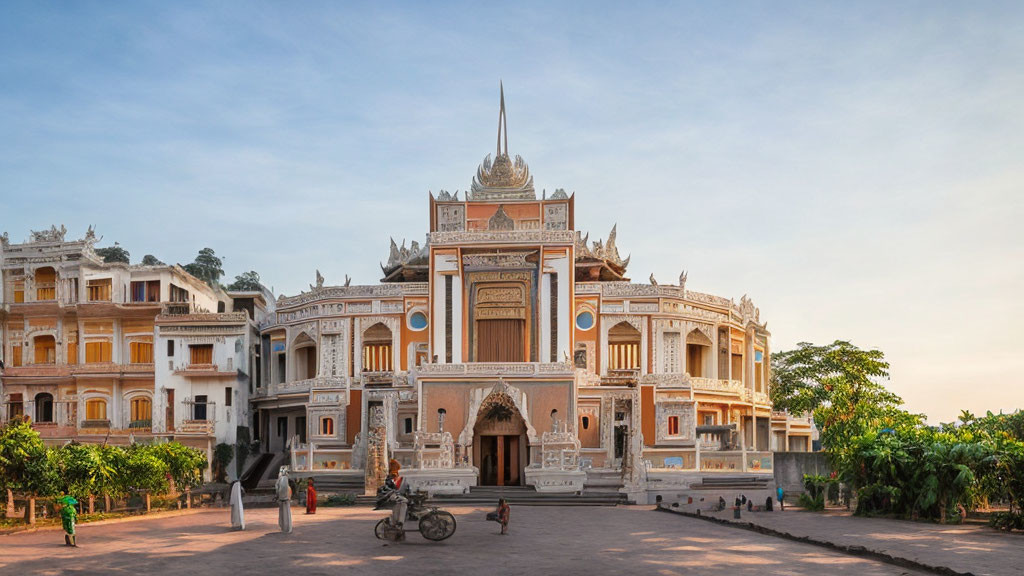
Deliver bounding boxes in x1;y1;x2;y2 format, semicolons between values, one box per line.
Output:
1;1;1022;422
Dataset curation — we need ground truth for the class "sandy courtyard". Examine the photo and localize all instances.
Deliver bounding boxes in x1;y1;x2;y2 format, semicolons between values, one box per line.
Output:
0;505;926;575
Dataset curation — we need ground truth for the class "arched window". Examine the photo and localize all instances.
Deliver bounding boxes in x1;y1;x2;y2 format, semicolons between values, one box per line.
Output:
34;267;56;300
608;322;641;370
85;398;107;421
319;417;335;436
437;408;447;432
581;416;590;430
34;393;54;423
33;335;56;365
362;323;393;372
130;397;152;424
292;333;317;380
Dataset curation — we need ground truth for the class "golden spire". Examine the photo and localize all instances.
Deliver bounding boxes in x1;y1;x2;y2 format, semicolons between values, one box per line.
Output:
496;81;508;157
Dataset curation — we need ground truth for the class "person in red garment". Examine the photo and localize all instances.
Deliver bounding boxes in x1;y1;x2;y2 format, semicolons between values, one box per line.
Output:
305;478;317;515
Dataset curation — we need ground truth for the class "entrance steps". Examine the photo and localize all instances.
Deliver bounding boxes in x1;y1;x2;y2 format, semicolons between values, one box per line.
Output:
432;485;623;506
583;469;626;497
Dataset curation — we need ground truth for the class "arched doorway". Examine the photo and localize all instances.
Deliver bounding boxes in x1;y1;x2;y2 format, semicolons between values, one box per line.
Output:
473;391;528;486
34;393;53;423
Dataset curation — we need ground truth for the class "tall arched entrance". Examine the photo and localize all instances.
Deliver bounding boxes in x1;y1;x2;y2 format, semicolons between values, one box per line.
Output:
473;391;527;486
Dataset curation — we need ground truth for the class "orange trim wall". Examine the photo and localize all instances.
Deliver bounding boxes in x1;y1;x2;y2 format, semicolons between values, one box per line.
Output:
347;389;362;445
641;385;656;447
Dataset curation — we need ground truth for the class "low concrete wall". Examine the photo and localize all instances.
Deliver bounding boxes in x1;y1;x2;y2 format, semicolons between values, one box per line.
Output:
773;451;830;495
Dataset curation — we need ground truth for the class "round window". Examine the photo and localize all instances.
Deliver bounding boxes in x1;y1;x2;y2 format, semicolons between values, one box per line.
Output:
409;311;428;331
575;311;595;331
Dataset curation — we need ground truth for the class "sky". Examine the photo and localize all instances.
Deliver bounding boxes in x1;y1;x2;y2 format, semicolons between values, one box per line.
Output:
1;1;1021;423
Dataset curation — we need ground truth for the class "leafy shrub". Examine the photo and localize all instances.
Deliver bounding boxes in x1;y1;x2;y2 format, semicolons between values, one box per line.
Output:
324;493;356;507
990;511;1024;532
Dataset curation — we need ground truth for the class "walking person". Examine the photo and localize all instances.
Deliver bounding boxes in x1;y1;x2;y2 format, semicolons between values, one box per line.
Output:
496;498;510;535
229;480;245;530
777;485;785;512
305;478;317;515
276;467;293;534
58;495;78;547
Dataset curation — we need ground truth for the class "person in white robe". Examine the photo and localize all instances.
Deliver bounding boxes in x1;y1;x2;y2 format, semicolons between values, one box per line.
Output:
276;468;293;534
229;480;245;531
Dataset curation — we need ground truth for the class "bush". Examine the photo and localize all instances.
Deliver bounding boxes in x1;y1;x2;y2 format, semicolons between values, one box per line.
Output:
990;511;1024;532
324;493;356;507
213;443;234;483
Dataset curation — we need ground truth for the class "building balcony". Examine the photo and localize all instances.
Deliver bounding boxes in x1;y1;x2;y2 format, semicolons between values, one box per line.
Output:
174;363;237;378
1;365;73;378
417;362;575;379
600;368;640;387
70;362;154;376
361;371;408;387
79;419;111;432
690;377;745;396
177;420;215;435
254;376;348;399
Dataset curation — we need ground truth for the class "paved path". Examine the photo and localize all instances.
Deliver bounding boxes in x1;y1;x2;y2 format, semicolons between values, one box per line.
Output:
675;508;1024;576
0;505;928;576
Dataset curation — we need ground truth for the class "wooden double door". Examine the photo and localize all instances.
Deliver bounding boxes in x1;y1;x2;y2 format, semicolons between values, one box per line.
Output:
477;434;523;487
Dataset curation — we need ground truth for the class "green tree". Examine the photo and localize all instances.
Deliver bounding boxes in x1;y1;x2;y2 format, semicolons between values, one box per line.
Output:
770;341;922;463
183;248;224;287
141;254;165;266
94;243;130;264
227;270;262;291
0;418;59;506
212;443;234;483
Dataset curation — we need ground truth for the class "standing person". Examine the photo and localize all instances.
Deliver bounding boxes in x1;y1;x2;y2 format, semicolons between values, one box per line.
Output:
58;495;78;547
276;468;293;534
229;480;245;530
777;485;785;512
496;498;510;535
305;478;317;515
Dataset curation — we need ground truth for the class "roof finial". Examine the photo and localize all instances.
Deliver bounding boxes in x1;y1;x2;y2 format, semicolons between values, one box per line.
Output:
496;81;508;157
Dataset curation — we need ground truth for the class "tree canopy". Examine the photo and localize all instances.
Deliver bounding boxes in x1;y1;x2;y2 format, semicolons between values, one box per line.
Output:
141;254;165;266
770;340;920;455
94;243;130;264
182;247;224;287
227;270;262;291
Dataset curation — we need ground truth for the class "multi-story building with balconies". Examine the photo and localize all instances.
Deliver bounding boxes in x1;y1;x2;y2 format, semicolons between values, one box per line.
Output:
0;227;265;477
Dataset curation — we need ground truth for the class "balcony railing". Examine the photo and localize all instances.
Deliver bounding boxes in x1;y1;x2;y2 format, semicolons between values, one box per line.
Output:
690;377;745;395
600;368;640;387
418;362;575;378
35;284;56;300
254;377;348;399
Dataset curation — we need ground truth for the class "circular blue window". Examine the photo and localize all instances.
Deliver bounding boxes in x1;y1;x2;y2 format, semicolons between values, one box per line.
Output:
575;311;594;331
409;311;428;331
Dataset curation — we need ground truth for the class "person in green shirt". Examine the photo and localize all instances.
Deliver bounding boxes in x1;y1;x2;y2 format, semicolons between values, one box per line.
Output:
58;495;78;547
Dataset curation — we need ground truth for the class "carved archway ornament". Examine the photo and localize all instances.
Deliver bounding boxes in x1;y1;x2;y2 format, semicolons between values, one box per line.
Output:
458;380;537;446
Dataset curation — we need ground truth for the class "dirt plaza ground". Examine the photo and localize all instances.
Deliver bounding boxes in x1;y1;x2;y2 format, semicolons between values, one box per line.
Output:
0;504;936;576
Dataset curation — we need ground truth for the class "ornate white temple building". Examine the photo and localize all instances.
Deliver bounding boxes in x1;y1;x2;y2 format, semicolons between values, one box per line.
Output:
0;90;813;500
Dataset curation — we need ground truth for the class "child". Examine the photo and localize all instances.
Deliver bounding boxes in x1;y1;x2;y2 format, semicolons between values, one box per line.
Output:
305;478;317;515
496;498;510;535
59;495;78;547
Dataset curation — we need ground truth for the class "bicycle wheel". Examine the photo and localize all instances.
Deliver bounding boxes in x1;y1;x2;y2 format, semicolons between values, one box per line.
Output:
374;518;389;540
419;510;457;541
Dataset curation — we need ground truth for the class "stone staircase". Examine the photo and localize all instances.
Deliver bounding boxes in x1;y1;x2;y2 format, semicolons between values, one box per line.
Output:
431;485;623;506
583;469;627;501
